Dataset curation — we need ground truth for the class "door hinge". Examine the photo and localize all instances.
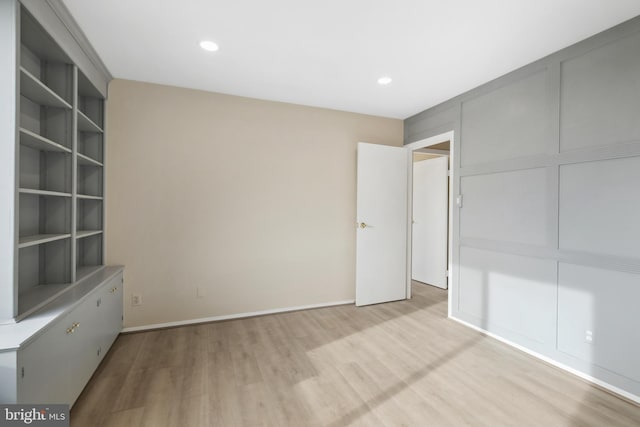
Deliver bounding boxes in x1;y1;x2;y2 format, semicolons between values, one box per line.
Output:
21;367;24;378
446;270;449;277
456;194;463;208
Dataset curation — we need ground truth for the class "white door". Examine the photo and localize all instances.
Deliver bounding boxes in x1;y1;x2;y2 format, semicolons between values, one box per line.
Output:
412;156;448;289
356;142;408;306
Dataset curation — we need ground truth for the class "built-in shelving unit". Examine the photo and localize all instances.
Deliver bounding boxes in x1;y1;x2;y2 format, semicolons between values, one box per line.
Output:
0;0;120;408
6;5;107;321
75;71;105;291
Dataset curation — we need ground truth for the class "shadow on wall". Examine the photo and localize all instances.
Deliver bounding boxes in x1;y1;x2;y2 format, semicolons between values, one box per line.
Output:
457;250;640;425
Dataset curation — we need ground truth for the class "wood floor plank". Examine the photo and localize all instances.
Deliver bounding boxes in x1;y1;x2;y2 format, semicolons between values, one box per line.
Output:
206;349;243;427
254;345;322;426
296;366;386;427
71;282;640;426
101;407;145;427
336;361;421;427
238;381;284;427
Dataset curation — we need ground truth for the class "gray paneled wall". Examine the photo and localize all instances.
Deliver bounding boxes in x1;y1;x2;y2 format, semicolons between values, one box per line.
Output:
405;15;640;398
460;69;555;166
460;168;549;246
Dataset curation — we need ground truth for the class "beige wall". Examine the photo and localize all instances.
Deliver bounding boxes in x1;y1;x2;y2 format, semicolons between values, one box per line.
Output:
105;79;403;328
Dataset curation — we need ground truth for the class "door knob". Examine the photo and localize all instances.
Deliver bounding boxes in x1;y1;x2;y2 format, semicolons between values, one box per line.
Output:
359;222;368;229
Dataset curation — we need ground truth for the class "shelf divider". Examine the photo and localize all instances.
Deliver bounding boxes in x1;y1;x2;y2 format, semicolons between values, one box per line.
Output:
19;188;72;198
77;152;103;167
18;233;71;249
77;110;103;133
76;194;103;200
19;128;71;153
75;230;103;239
20;66;72;109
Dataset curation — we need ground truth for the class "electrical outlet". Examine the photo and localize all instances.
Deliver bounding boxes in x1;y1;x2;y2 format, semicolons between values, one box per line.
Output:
132;294;142;306
196;287;206;298
585;330;594;344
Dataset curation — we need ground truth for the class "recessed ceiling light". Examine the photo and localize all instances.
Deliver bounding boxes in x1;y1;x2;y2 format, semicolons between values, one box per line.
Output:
377;76;392;85
199;40;219;52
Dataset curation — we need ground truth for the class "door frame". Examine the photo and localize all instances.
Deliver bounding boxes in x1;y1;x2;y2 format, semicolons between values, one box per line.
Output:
405;130;455;317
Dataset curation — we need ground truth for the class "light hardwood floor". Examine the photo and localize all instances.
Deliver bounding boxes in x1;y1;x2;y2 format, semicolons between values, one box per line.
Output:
71;282;640;426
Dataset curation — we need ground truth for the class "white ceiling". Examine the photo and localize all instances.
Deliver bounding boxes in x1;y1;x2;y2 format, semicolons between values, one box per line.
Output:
62;0;640;119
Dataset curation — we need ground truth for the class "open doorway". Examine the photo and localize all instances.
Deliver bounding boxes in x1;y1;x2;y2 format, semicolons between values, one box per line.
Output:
405;131;455;315
411;150;449;289
354;132;455;309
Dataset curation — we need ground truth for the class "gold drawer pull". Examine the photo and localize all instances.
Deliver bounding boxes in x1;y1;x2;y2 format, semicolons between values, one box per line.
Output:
67;322;79;334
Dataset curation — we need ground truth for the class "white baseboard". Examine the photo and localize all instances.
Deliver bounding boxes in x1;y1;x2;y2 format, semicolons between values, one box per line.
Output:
449;316;640;406
121;299;355;333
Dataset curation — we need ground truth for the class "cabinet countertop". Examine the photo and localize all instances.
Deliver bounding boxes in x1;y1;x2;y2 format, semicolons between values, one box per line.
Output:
0;266;124;351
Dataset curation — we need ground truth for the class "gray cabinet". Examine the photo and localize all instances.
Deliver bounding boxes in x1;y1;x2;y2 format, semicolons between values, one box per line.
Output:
7;269;124;406
97;275;123;359
17;301;98;405
17;311;70;404
64;299;100;405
